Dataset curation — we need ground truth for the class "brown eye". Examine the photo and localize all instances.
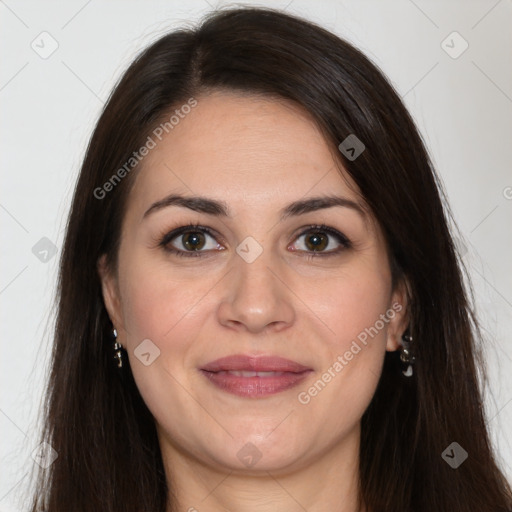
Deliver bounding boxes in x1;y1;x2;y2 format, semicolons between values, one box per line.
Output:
158;223;350;259
158;224;222;258
291;225;351;257
303;231;329;251
181;231;207;251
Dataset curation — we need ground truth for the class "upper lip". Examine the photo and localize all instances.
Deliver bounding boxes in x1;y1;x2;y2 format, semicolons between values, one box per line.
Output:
201;354;312;373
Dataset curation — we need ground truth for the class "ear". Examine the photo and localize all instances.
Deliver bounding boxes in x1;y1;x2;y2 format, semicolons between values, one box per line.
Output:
97;254;125;346
385;277;410;352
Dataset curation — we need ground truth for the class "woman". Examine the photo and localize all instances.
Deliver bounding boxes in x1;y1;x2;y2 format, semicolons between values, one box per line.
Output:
28;6;512;512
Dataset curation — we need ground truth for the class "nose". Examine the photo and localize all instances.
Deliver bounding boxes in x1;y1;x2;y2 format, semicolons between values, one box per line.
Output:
216;244;296;334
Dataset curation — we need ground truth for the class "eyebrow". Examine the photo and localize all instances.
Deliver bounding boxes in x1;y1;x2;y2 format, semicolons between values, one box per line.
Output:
142;193;367;222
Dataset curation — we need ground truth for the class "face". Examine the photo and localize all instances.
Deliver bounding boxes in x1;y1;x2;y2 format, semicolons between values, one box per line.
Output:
98;91;408;475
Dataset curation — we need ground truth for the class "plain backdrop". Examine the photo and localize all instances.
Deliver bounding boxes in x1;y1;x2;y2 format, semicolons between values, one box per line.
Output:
1;0;511;509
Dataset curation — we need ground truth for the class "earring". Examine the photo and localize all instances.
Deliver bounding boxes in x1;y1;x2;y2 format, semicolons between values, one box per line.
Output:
112;328;123;368
400;332;415;377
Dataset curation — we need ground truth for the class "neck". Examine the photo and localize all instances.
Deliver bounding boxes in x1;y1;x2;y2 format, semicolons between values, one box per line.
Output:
161;424;365;512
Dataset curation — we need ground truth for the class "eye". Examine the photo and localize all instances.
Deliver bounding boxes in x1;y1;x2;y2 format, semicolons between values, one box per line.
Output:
157;223;351;259
290;225;351;258
158;224;223;258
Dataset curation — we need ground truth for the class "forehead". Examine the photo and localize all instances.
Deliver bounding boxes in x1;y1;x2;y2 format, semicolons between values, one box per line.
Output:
126;91;364;220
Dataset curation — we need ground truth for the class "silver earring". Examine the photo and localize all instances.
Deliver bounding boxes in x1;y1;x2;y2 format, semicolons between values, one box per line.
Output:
400;332;415;377
112;328;123;368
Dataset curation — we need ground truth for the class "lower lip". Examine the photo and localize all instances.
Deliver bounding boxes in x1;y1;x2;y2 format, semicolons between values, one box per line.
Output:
200;370;313;398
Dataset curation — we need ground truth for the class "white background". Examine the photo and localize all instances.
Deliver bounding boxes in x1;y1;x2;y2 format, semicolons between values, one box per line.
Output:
1;1;511;509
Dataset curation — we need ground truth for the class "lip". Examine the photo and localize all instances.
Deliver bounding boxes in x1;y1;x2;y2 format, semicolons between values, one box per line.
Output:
200;354;313;398
201;354;312;373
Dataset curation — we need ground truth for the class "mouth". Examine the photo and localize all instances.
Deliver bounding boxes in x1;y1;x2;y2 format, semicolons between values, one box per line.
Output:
199;354;314;398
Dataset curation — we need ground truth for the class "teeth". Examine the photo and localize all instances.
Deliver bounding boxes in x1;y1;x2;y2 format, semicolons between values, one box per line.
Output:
219;370;287;377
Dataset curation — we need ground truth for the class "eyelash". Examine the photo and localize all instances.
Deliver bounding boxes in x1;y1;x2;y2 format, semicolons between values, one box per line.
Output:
156;223;352;260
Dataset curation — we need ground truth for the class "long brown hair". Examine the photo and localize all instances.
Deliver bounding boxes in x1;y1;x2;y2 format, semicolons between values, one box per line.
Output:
28;6;512;512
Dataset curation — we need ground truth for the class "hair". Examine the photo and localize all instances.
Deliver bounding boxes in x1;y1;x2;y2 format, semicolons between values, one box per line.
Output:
28;6;511;512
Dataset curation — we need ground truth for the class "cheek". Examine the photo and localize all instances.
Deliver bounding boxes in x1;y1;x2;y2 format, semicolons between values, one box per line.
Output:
119;255;212;341
117;255;221;406
117;260;211;425
308;261;391;346
294;263;391;421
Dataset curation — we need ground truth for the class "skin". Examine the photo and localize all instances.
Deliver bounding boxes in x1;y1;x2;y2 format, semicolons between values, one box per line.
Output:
98;91;408;512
